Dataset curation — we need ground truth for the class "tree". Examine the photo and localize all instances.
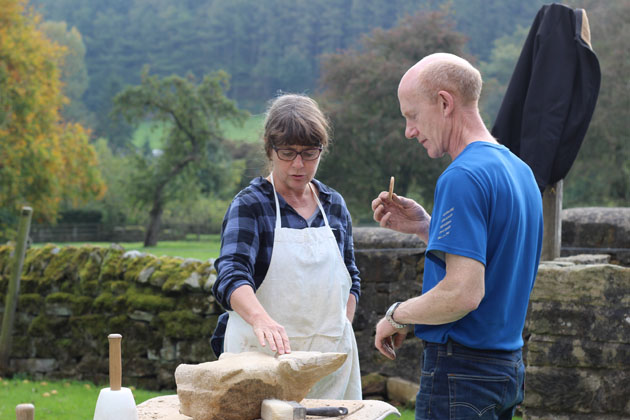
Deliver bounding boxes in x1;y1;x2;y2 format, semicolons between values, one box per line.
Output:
39;20;92;126
113;70;248;246
560;0;630;206
478;25;529;124
317;11;469;223
0;0;105;240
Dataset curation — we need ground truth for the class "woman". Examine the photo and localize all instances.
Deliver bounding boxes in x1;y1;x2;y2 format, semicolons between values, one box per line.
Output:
212;94;362;400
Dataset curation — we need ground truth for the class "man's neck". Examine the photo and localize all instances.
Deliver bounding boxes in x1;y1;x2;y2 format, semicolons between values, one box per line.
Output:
448;109;496;160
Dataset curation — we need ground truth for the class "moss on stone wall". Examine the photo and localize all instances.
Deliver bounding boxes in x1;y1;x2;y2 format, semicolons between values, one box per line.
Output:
126;285;175;312
18;293;44;314
0;243;220;389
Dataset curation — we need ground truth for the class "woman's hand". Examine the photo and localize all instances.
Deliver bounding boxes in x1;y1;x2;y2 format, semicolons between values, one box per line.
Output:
371;191;431;243
230;285;292;354
251;314;291;355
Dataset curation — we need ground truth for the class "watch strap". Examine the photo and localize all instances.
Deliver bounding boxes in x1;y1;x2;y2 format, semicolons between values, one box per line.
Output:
386;301;407;329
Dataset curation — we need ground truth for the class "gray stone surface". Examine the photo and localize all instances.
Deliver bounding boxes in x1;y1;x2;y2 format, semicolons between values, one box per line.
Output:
553;254;611;265
562;207;630;248
523;263;630;419
353;227;425;249
352;228;426;383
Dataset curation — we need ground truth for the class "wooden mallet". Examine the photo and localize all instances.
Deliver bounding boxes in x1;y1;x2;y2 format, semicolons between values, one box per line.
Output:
93;334;138;420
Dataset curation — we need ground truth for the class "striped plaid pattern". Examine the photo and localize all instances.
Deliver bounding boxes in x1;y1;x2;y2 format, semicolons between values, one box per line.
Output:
213;176;361;310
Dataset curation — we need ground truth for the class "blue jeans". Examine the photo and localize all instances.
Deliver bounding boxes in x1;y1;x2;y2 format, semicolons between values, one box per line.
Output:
415;340;524;420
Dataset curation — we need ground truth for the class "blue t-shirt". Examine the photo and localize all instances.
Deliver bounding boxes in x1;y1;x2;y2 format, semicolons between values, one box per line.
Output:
415;142;543;351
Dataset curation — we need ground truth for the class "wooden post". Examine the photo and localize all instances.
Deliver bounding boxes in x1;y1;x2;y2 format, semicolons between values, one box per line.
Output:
541;181;563;261
0;207;33;373
16;403;35;420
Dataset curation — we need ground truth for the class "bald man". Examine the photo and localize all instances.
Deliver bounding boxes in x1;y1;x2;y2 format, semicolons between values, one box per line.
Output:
371;53;543;420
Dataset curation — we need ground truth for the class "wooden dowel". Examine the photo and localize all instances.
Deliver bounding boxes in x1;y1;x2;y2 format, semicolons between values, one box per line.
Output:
108;334;122;391
388;176;395;201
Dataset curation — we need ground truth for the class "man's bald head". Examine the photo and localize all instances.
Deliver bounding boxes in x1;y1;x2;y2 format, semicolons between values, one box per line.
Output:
399;53;482;105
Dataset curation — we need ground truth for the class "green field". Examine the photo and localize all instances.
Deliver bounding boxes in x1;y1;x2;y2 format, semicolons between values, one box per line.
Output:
0;376;519;420
132;114;265;150
0;376;171;420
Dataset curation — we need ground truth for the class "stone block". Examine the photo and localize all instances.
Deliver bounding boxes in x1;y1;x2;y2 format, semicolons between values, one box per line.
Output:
531;264;630;306
554;254;611;265
527;334;630;368
523;408;629;420
176;340;215;363
562;207;630;248
10;358;57;373
524;366;630;415
175;351;347;420
527;301;630;342
361;372;387;397
386;376;418;406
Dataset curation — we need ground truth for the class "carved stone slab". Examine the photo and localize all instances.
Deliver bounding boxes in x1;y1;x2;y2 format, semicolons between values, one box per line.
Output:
175;351;347;420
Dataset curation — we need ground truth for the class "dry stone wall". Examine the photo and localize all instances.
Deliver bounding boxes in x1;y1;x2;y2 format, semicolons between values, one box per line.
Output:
523;256;630;420
1;207;629;416
0;244;220;390
562;207;630;265
351;228;425;383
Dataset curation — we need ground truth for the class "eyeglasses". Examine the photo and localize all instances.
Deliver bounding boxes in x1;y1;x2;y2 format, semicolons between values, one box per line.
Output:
272;145;323;161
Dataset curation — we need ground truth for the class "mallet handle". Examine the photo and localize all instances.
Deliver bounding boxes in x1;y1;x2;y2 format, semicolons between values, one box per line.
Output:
108;333;122;390
16;403;34;420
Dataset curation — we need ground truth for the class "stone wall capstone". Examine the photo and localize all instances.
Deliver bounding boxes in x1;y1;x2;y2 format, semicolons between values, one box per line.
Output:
562;207;630;265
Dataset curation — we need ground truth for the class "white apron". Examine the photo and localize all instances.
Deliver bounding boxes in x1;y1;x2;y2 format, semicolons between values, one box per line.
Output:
224;175;362;400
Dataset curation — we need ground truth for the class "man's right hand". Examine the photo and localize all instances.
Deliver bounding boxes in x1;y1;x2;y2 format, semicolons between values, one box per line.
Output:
371;191;431;242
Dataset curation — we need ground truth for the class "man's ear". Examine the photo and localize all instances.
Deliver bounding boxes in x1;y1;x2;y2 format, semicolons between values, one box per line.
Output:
437;90;454;117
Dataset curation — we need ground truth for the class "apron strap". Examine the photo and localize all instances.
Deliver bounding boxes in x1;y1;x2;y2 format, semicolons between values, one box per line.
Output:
270;173;283;230
269;173;330;228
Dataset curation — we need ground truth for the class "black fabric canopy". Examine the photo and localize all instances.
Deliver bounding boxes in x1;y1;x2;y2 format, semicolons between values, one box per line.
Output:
491;3;601;194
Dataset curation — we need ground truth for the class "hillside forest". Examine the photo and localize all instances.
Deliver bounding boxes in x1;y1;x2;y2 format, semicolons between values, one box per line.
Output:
1;0;627;243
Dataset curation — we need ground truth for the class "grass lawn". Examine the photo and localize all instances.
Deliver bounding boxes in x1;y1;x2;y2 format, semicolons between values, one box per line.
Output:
0;375;520;420
33;234;222;261
221;113;265;143
0;376;171;420
132;114;265;150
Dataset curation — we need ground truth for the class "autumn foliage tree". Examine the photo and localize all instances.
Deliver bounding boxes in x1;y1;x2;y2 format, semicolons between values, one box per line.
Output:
0;0;105;239
317;11;469;222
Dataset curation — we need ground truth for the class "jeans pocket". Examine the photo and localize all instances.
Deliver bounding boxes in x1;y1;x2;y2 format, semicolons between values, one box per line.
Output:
448;374;509;420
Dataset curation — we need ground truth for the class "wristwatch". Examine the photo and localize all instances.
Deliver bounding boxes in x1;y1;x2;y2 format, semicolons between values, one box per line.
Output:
385;302;407;329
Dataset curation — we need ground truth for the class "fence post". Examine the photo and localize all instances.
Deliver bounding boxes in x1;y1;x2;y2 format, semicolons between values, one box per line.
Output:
0;206;33;373
541;181;563;261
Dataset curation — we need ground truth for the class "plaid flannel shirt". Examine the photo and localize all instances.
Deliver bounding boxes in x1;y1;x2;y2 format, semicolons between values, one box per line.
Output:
212;176;361;310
